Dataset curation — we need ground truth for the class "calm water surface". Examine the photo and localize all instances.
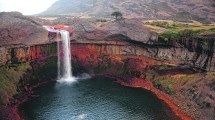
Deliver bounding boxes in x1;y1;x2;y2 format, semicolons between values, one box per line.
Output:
19;77;171;120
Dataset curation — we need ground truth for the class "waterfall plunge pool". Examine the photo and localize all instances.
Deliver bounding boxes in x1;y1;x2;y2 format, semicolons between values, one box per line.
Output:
18;76;173;120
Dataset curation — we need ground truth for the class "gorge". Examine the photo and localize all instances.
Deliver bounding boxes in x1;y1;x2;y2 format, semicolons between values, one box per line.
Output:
0;12;214;120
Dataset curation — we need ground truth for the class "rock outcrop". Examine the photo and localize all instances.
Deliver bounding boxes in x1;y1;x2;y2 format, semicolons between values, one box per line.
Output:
103;19;158;44
0;12;48;47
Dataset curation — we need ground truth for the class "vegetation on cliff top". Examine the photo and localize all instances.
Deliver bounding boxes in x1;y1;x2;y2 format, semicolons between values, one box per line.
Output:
144;20;215;41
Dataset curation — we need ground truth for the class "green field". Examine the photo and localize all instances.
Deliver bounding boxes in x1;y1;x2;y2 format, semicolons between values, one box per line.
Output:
143;20;215;41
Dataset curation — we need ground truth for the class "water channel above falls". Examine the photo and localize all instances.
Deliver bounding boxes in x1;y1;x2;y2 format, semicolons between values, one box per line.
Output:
18;77;173;120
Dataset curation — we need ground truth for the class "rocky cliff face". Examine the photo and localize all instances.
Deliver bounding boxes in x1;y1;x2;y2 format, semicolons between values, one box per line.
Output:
0;43;57;66
1;41;213;72
0;42;58;104
70;41;215;72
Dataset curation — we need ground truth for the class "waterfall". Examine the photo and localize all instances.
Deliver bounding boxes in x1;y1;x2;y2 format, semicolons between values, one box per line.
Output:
57;30;76;83
43;26;77;83
57;40;61;79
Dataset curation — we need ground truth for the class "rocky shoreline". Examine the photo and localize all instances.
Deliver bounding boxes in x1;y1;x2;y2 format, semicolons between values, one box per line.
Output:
95;74;193;120
116;78;191;120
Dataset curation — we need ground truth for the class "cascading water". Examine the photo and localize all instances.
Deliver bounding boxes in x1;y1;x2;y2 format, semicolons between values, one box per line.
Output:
57;30;76;83
43;25;84;83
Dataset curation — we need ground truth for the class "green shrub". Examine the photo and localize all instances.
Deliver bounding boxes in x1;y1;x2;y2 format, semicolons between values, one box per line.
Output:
145;21;173;29
0;62;31;105
208;28;215;32
145;73;154;80
160;30;180;41
159;29;207;41
158;65;175;70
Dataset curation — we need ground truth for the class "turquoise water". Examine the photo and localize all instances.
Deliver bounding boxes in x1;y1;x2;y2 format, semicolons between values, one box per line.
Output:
18;77;172;120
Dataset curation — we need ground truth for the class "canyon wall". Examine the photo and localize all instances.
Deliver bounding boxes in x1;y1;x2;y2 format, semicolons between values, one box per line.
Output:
0;43;57;66
0;43;58;105
1;40;214;71
0;39;211;72
70;39;215;72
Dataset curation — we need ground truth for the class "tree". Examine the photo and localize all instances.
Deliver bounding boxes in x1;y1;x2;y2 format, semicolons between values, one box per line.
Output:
111;11;123;21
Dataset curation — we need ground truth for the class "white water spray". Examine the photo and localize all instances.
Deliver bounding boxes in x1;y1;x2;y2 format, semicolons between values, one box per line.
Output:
57;30;76;83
